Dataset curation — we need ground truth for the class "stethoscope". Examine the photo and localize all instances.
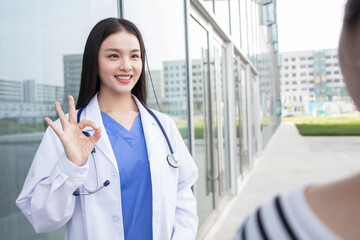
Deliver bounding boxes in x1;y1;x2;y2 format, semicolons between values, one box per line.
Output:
73;105;179;196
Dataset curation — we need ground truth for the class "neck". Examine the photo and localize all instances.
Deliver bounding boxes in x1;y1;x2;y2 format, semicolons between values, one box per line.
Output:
97;91;139;114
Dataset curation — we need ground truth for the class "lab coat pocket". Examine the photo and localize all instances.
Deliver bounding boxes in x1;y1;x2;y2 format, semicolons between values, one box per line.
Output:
164;163;179;202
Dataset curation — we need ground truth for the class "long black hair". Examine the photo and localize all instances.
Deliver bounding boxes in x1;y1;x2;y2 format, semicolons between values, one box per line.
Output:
76;18;147;109
343;0;360;28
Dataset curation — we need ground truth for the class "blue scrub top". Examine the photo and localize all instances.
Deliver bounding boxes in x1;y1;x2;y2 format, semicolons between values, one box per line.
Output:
101;112;153;240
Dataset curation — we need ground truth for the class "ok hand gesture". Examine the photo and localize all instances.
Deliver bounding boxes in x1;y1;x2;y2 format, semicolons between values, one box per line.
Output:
44;96;102;166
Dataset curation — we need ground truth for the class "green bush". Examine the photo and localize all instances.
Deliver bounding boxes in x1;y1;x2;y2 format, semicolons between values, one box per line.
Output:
296;122;360;136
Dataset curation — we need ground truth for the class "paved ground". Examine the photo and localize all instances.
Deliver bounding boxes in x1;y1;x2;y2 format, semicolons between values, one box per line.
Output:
202;122;360;240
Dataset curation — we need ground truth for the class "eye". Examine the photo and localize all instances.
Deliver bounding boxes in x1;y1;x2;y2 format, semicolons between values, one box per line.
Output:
131;54;140;59
108;54;119;59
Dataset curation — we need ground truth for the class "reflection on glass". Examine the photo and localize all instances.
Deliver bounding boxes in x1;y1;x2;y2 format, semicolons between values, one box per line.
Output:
123;0;189;142
252;1;260;68
258;52;276;146
221;44;231;194
240;0;249;56
230;0;241;49
0;0;118;239
250;76;258;155
247;0;259;66
215;0;230;34
189;17;213;226
234;58;241;175
234;58;249;176
209;40;219;204
211;39;230;198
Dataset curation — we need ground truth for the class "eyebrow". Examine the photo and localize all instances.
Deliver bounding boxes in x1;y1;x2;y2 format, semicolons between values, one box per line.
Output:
104;48;140;53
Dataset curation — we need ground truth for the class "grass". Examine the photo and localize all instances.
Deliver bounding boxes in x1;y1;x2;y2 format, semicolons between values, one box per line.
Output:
282;116;360;136
174;118;213;139
174;115;360;137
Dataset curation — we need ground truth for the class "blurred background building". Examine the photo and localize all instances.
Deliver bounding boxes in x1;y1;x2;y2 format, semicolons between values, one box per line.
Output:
280;49;354;116
0;0;281;239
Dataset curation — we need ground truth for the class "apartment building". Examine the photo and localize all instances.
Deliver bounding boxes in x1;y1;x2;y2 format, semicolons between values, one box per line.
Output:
280;49;352;115
0;79;63;118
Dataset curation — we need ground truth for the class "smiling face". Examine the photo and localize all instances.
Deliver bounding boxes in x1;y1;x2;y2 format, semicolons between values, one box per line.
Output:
97;30;142;98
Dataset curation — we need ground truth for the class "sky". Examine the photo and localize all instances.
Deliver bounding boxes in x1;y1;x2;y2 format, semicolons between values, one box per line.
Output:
277;0;347;53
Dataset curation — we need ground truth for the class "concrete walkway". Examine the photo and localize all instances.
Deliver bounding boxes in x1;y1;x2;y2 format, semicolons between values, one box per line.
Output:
203;122;360;240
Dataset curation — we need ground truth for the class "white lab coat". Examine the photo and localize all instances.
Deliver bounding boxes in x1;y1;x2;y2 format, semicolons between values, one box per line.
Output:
16;95;198;240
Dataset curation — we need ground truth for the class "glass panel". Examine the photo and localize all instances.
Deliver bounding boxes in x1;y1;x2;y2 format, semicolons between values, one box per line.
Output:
252;1;260;67
239;0;249;55
199;0;214;13
123;0;189;142
234;58;241;175
240;65;249;171
189;17;213;226
0;0;118;239
247;0;254;62
230;0;241;49
210;37;229;200
209;40;219;203
250;76;258;156
234;58;249;176
219;45;230;194
214;0;230;34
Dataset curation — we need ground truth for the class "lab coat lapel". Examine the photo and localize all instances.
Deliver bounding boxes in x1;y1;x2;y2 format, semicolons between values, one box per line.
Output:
82;95;118;171
133;97;164;201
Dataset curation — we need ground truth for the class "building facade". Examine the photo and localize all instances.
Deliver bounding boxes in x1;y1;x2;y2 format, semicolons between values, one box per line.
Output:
0;0;280;239
280;49;354;116
0;79;63;119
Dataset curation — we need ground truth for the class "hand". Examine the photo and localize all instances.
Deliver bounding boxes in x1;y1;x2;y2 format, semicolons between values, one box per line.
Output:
44;95;102;166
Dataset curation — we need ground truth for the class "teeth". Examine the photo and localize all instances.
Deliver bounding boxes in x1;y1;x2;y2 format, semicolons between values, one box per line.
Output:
115;76;131;80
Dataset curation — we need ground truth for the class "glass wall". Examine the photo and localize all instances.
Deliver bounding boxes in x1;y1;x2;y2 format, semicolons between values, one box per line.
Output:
247;0;255;63
239;0;249;56
123;0;189;141
250;75;259;157
234;57;249;176
218;44;231;196
0;0;118;239
215;0;230;34
209;36;230;203
188;16;213;226
230;0;241;49
252;0;260;67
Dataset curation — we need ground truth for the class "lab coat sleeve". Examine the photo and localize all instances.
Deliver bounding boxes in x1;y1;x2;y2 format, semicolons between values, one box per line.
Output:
16;123;89;233
169;119;199;240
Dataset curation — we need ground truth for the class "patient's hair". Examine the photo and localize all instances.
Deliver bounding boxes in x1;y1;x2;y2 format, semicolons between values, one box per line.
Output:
343;0;360;28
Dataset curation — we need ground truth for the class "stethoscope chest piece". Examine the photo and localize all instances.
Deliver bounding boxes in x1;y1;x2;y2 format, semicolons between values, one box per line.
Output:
167;154;180;168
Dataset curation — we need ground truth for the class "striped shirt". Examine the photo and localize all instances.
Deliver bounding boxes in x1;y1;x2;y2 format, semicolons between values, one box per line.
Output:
233;186;340;240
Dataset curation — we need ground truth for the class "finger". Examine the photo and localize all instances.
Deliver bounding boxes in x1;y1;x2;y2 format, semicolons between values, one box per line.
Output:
77;119;98;131
68;96;77;124
90;127;102;144
44;117;64;139
54;101;69;128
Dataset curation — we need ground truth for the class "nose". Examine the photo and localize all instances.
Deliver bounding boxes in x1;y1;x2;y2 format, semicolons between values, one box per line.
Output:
119;57;131;72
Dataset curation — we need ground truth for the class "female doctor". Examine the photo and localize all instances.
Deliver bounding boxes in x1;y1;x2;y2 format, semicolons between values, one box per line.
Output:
16;18;198;240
